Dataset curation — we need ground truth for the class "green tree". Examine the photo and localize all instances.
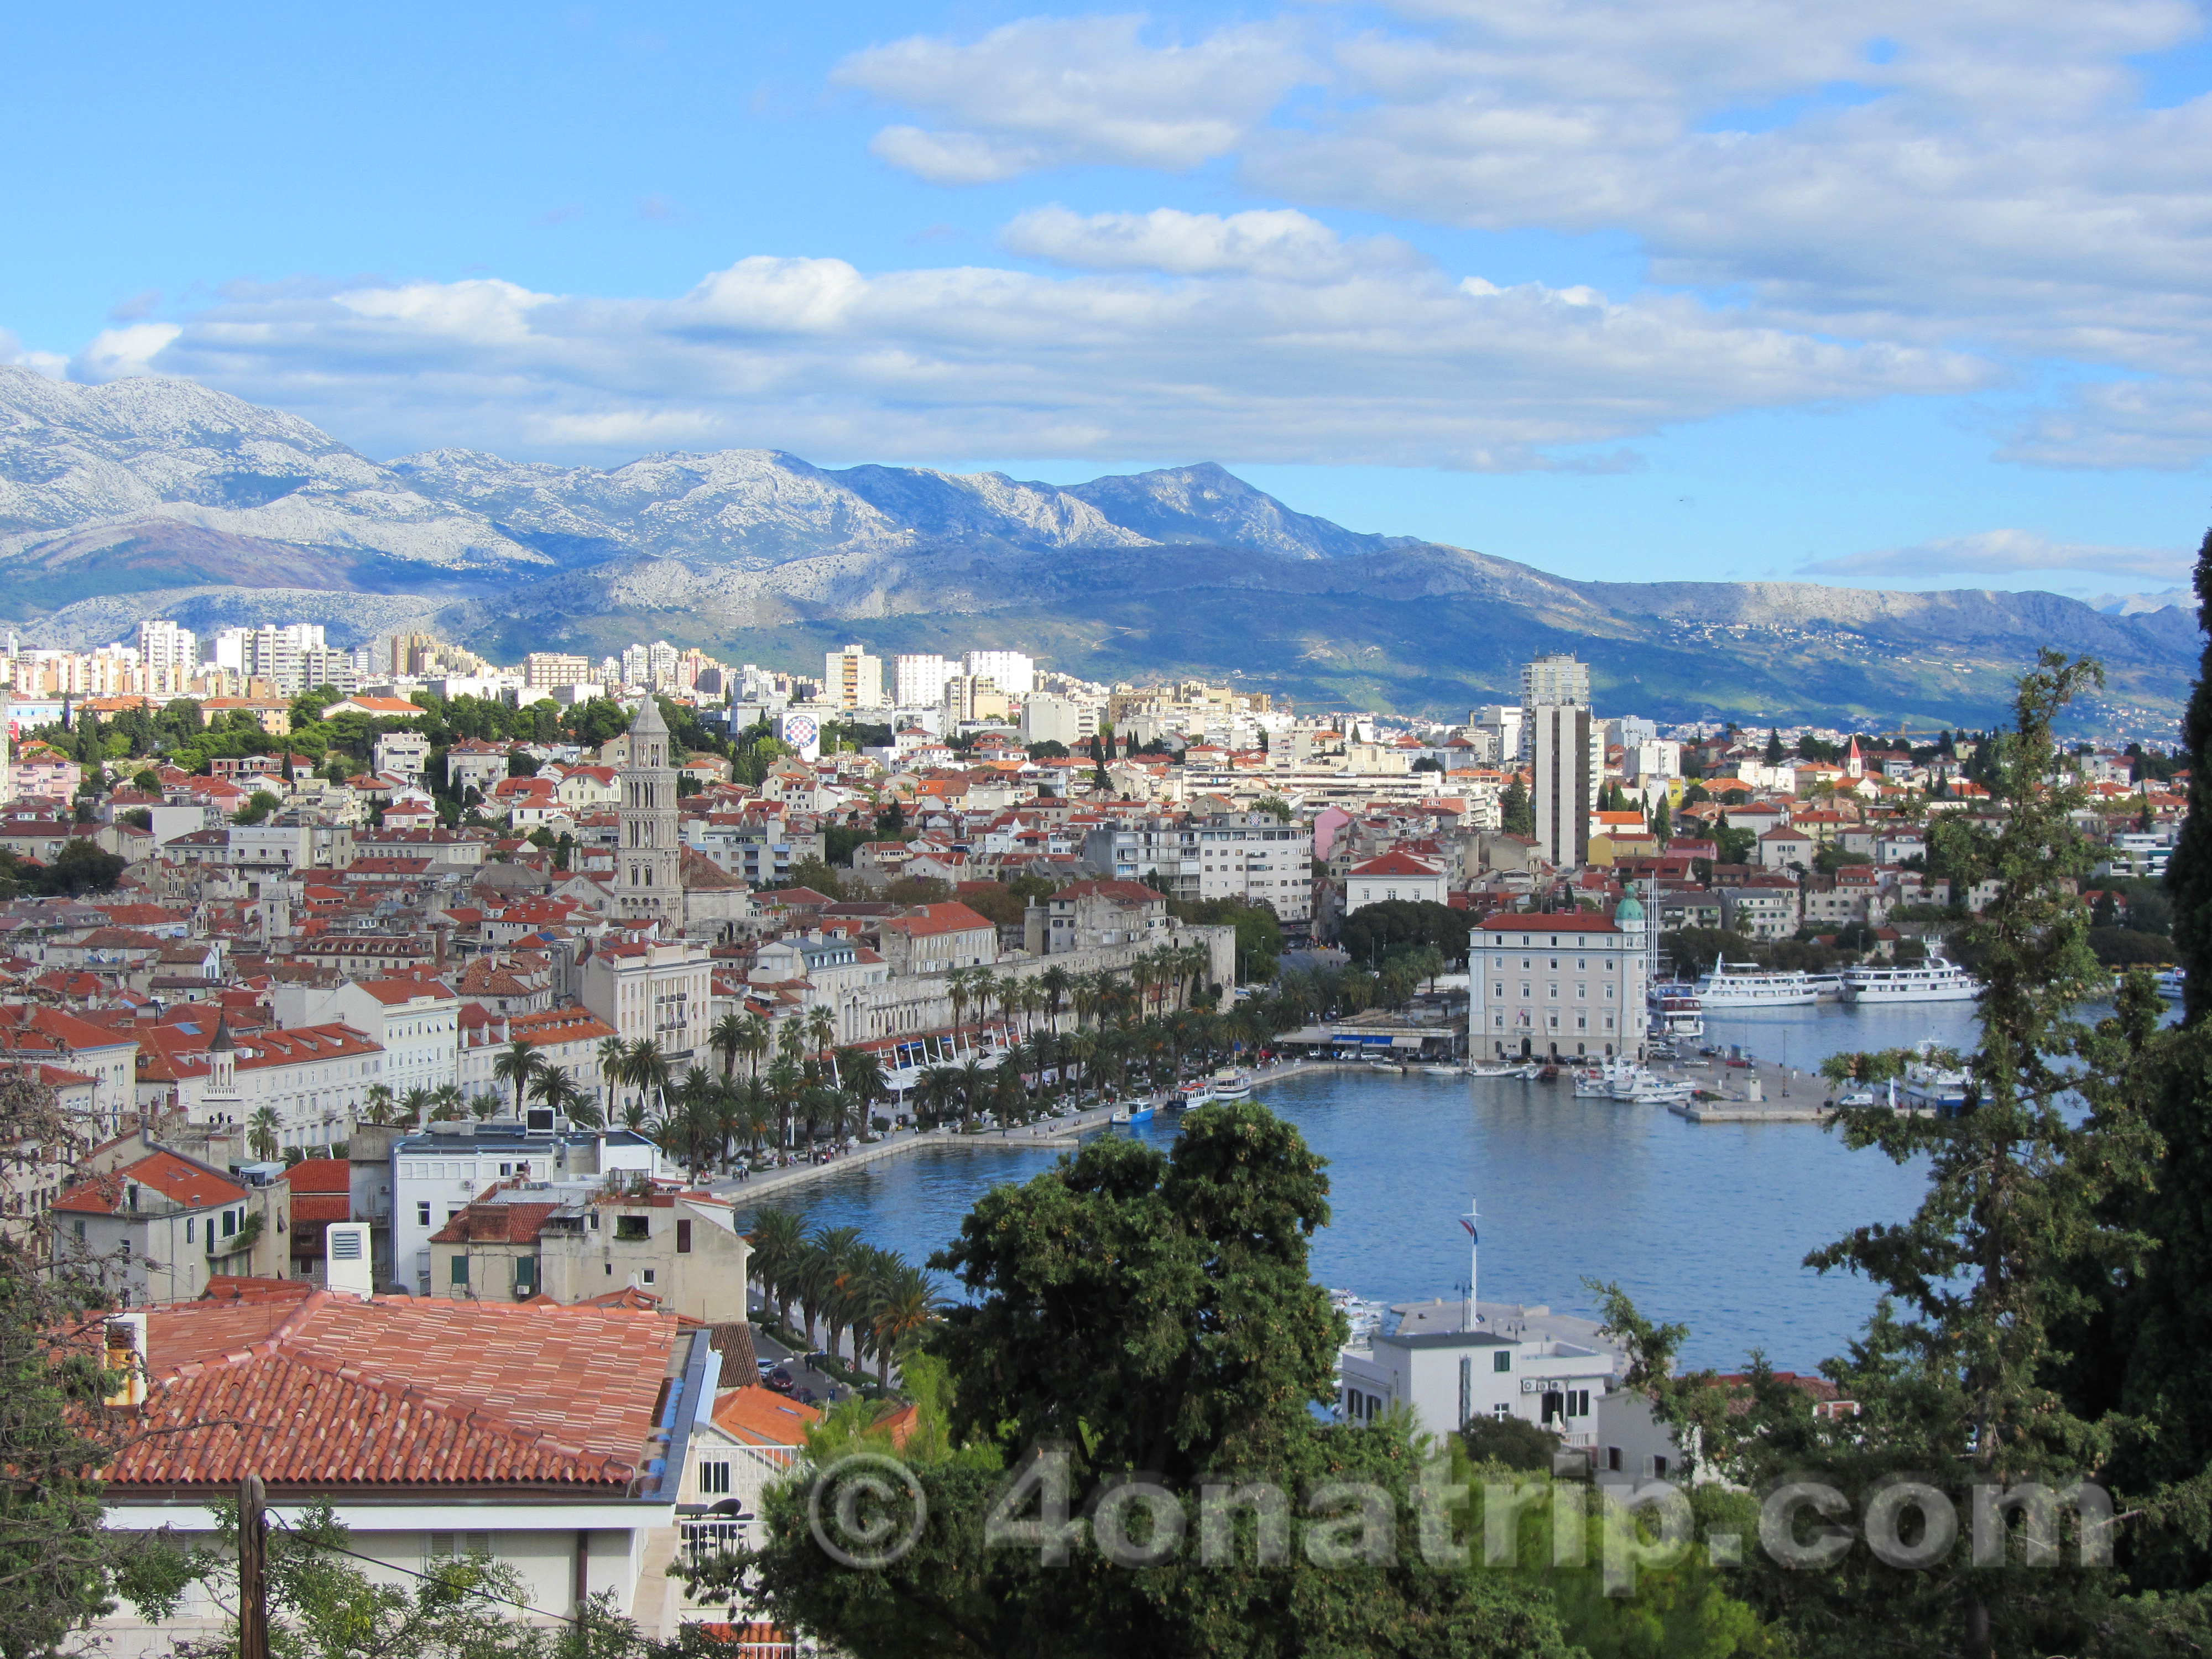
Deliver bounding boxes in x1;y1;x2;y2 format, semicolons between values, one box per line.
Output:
717;1104;1580;1658
1499;775;1535;837
0;1073;201;1655
491;1038;546;1120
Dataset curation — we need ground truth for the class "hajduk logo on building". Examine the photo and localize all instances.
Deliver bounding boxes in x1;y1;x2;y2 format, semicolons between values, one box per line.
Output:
778;712;822;760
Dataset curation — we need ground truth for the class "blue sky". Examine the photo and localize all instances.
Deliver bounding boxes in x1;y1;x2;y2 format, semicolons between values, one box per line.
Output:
6;0;2211;597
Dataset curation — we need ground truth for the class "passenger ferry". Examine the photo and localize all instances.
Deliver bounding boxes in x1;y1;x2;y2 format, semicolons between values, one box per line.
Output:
1842;955;1981;1005
1208;1068;1253;1101
1694;962;1820;1008
1648;982;1705;1039
1170;1080;1215;1108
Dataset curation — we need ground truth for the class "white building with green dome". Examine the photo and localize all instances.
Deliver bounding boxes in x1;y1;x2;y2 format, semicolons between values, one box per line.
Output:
1469;902;1650;1062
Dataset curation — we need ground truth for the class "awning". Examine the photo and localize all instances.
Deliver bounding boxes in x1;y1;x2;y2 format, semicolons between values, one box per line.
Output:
1391;1036;1425;1050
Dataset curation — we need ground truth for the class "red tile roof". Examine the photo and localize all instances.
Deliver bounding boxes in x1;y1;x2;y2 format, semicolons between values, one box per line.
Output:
55;1149;246;1215
878;902;995;938
1478;911;1625;933
711;1384;821;1448
113;1292;679;1491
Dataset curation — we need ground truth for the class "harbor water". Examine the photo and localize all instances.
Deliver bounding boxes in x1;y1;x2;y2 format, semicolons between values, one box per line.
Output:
740;1000;1998;1371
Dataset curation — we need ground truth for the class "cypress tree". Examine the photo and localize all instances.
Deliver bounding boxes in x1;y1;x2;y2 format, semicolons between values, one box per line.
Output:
2169;528;2212;1025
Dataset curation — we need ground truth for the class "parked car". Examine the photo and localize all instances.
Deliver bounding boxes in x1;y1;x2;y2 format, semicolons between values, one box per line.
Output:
765;1368;794;1394
1836;1090;1876;1108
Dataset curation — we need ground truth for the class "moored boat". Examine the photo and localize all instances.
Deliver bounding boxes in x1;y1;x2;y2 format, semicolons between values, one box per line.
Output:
1208;1068;1253;1101
1695;962;1820;1008
1842;954;1981;1005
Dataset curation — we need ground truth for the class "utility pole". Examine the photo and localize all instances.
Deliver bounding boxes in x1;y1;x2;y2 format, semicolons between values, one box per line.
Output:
238;1472;268;1659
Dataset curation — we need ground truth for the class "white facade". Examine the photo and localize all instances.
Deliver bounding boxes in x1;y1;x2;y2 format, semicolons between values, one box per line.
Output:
388;1125;667;1295
272;979;460;1102
1469;909;1650;1061
1339;1298;1622;1452
893;653;957;708
581;938;713;1068
1020;692;1096;749
963;650;1035;697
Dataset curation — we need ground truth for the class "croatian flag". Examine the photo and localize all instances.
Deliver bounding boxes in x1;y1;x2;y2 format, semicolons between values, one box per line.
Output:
1460;1219;1478;1242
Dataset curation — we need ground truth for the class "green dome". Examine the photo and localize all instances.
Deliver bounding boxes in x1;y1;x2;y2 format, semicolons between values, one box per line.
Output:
1615;895;1645;922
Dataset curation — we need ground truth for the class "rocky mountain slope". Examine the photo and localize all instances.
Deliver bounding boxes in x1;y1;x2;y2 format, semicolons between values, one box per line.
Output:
0;366;2192;732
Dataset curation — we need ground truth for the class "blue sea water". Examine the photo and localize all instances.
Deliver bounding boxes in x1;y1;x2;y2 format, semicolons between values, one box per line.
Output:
739;1001;1999;1370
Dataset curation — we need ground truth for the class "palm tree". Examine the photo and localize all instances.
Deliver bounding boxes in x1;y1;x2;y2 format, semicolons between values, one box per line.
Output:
734;1078;774;1156
359;1083;396;1126
870;1262;948;1387
807;1225;865;1363
533;1063;598;1128
954;1058;991;1127
1021;978;1048;1039
736;1012;772;1079
765;1053;803;1151
708;1012;749;1079
247;1105;281;1162
1040;964;1072;1030
914;1065;961;1129
748;1208;806;1331
835;1046;888;1131
402;1086;435;1126
623;1039;672;1124
1063;1030;1096;1104
595;1036;630;1117
946;967;975;1048
493;1037;546;1119
805;1006;837;1063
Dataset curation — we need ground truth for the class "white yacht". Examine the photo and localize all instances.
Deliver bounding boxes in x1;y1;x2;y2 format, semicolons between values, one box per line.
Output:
1694;962;1820;1008
1843;956;1981;1005
1208;1068;1253;1101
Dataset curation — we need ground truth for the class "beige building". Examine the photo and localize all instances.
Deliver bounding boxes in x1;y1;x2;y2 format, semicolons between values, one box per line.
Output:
427;1178;749;1322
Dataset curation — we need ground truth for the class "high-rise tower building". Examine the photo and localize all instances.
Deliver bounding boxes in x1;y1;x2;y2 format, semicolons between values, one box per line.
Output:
1524;654;1598;870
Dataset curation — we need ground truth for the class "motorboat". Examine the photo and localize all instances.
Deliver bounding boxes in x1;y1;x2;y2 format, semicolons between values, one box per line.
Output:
1695;962;1820;1008
1647;982;1706;1039
1108;1099;1156;1125
1842;955;1982;1005
1171;1081;1215;1108
1207;1068;1252;1100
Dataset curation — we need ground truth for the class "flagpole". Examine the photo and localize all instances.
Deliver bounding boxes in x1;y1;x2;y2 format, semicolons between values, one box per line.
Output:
1462;1197;1479;1329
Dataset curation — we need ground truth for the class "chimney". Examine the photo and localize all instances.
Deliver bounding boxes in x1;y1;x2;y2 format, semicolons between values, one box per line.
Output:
103;1312;148;1407
325;1222;374;1297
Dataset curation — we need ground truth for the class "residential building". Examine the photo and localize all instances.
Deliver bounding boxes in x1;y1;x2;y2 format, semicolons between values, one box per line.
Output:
389;1121;667;1293
93;1287;716;1651
524;651;597;692
1345;849;1447;914
581;938;712;1068
272;977;461;1102
823;644;884;709
963;649;1035;697
1531;701;1597;872
428;1178;750;1320
893;653;957;708
51;1148;255;1306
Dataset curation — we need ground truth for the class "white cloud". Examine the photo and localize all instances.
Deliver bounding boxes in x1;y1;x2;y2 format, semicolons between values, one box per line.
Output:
837;1;2212;467
833;14;1307;182
0;330;68;379
51;234;1988;469
1000;206;1419;280
72;323;182;380
1801;528;2190;583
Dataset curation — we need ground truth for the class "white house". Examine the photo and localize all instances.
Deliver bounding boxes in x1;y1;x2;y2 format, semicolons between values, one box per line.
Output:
1344;849;1446;914
1467;902;1651;1062
1339;1296;1624;1453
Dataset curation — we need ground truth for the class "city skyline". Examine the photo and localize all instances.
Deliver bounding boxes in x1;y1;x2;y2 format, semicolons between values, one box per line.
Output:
7;3;2212;598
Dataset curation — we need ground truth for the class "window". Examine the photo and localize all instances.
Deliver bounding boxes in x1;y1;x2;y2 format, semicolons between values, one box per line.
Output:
641;1268;657;1286
1606;1446;1623;1473
614;1214;650;1241
699;1460;732;1496
1493;1403;1511;1420
418;1202;431;1227
1652;1454;1670;1479
185;1217;196;1242
222;1210;237;1238
1494;1350;1512;1373
676;1219;692;1254
429;1531;494;1562
514;1258;535;1293
451;1255;469;1286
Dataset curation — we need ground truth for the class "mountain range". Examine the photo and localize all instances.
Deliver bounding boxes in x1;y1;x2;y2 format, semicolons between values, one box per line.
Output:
0;364;2194;734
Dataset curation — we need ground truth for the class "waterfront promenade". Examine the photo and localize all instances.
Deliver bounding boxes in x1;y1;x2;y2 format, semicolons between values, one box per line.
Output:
714;1057;1340;1205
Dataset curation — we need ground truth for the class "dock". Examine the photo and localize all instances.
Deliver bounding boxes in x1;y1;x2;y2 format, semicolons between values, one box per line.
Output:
1657;1051;1836;1125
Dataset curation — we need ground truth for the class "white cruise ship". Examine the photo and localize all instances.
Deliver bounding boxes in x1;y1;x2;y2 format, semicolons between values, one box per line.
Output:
1842;956;1981;1005
1694;962;1820;1008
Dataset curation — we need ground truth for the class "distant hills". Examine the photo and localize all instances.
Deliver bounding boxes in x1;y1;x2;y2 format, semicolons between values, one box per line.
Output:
0;364;2194;734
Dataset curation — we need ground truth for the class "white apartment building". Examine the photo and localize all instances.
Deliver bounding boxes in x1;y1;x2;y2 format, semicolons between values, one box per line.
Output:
1020;692;1097;749
893;653;957;708
963;650;1035;697
581;939;712;1070
272;978;461;1102
524;652;597;691
137;619;198;694
823;644;885;709
1469;904;1650;1062
144;1021;387;1151
1081;816;1313;925
387;1121;667;1294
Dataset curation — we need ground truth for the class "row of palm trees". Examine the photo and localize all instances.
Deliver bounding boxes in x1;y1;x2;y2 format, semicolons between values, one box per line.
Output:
940;946;1218;1043
746;1211;947;1386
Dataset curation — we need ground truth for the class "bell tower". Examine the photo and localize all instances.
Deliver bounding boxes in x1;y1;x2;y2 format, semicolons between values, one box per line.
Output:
617;697;684;928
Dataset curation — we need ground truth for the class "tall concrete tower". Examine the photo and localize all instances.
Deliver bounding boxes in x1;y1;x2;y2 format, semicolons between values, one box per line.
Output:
618;697;684;928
